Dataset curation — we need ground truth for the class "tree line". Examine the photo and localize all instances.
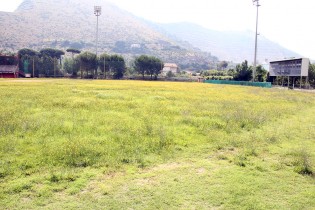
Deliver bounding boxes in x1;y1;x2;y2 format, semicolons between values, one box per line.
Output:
15;48;315;86
201;60;315;87
18;48;65;77
18;48;164;79
201;60;268;82
232;60;315;88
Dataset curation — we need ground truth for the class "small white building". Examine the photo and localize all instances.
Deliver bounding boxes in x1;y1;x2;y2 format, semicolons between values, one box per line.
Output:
162;63;178;74
131;44;141;49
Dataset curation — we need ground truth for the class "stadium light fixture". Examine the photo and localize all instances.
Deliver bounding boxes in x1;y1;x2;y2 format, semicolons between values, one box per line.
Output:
252;0;260;82
94;6;101;79
94;6;101;56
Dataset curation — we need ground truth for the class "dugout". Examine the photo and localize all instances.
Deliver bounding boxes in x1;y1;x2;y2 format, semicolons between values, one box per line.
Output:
0;55;20;78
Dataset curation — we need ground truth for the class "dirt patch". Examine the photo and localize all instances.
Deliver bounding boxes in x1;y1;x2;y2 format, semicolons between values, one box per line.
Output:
196;167;207;175
1;79;61;83
135;177;158;187
293;88;315;93
149;162;188;172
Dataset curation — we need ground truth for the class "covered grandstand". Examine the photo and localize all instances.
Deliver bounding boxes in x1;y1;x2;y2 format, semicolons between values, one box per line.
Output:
0;55;23;78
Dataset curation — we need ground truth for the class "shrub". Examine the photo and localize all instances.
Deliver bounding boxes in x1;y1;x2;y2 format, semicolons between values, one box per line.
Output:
293;149;313;176
234;154;247;167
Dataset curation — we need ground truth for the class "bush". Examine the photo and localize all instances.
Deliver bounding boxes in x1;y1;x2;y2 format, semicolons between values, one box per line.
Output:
166;71;176;78
293;149;313;176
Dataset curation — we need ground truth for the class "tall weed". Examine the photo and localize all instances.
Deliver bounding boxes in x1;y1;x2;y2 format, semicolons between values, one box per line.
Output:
293;149;313;176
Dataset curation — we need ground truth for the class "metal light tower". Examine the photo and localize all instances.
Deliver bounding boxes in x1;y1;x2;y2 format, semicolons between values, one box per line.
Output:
252;0;260;82
94;6;101;56
94;6;101;79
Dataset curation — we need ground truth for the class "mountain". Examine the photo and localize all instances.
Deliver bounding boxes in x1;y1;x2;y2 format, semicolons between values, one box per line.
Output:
0;0;217;69
0;0;301;68
157;22;300;63
1;0;170;48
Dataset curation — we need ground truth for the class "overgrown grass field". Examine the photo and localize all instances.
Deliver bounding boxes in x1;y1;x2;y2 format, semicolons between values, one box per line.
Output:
0;79;314;209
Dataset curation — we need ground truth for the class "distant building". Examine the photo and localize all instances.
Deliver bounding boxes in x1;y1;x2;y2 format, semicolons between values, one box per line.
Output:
131;44;141;49
0;55;20;78
162;63;178;74
269;57;309;77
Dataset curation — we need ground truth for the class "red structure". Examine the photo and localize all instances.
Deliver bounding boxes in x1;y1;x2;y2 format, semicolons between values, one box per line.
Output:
0;55;21;78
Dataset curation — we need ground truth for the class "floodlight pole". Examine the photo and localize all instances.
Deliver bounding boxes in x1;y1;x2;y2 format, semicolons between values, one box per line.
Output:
94;6;101;79
252;0;260;82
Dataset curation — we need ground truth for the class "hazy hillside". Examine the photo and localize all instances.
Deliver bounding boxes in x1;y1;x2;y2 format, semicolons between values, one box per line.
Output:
0;0;301;67
2;0;169;48
158;22;300;63
0;0;217;68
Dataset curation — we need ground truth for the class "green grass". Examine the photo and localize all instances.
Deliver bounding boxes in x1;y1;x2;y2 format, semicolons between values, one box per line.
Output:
0;79;314;209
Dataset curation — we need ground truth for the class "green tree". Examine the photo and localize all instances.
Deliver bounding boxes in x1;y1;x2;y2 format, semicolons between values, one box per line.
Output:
308;63;315;87
134;55;149;79
18;48;38;58
40;55;54;77
134;55;163;80
18;48;40;76
227;68;236;77
63;58;72;74
255;65;268;82
66;48;81;55
78;51;97;78
109;55;126;79
66;48;81;59
146;56;163;80
40;48;65;77
64;57;80;76
218;61;228;70
125;66;137;78
99;54;126;79
99;53;111;79
234;60;252;81
40;48;64;62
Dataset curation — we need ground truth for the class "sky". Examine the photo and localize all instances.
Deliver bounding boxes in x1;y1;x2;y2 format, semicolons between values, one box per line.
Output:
0;0;314;60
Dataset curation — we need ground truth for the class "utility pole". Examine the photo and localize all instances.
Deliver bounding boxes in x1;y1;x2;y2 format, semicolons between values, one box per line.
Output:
94;6;101;79
252;0;260;82
32;57;35;78
104;55;106;79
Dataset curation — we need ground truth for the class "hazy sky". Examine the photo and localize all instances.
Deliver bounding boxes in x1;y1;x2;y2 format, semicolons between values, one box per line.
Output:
1;0;314;60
